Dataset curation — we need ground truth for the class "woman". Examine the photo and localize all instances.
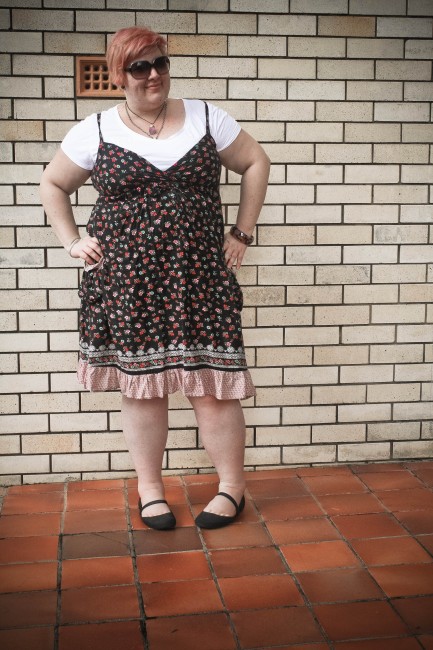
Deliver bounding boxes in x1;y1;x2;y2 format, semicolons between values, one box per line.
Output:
40;26;270;530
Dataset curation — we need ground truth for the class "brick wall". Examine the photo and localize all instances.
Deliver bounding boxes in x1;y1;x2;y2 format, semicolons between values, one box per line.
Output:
1;0;433;485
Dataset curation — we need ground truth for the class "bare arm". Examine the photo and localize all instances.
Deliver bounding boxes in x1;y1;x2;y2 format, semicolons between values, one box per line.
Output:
219;129;270;270
39;149;102;264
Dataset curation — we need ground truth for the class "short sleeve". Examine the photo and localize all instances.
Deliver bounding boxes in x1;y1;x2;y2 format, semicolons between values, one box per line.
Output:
207;103;241;152
60;113;100;171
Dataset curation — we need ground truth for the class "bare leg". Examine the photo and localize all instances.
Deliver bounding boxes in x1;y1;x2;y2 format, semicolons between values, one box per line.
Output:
188;395;246;516
121;394;170;516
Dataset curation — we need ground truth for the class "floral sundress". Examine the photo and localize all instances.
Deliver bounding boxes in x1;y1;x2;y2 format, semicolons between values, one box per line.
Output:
77;102;255;400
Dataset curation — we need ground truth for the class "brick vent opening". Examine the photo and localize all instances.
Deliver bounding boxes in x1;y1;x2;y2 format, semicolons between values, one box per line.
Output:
76;56;123;97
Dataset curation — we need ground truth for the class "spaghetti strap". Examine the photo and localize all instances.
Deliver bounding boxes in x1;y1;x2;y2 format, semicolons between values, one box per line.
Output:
96;112;103;142
203;101;210;135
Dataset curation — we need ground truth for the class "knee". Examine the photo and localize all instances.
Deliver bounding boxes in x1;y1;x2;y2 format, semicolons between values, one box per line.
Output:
188;394;220;410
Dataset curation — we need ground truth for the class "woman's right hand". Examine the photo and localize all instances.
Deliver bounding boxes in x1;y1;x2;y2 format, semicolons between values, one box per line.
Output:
70;235;103;264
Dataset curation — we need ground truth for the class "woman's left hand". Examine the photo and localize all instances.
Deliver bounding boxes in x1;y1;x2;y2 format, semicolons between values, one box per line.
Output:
219;130;269;272
223;232;247;271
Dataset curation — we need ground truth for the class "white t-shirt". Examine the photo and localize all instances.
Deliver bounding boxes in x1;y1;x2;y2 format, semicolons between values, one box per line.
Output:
61;99;241;172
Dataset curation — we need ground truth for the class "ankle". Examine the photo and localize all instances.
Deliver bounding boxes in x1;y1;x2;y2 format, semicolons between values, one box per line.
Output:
138;480;165;500
218;481;245;502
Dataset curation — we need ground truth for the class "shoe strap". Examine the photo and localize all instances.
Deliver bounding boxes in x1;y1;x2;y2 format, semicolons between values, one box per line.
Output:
141;499;168;510
217;491;241;514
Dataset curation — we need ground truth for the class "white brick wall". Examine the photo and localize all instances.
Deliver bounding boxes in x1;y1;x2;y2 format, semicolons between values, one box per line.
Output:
1;1;432;484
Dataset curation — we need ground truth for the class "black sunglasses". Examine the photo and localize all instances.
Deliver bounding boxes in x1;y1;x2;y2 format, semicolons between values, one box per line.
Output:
124;56;170;80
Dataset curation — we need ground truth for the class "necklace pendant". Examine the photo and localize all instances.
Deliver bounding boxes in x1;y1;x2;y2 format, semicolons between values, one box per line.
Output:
148;125;157;136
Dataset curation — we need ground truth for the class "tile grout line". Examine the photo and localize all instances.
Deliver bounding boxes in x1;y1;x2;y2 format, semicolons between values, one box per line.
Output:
405;463;433;561
357;469;431;521
53;480;68;650
180;474;243;650
124;479;149;650
250;484;335;650
251;467;426;645
305;465;430;647
296;468;431;645
0;486;8;516
297;467;403;608
354;465;433;561
182;467;433;646
360;464;433;638
0;463;432;647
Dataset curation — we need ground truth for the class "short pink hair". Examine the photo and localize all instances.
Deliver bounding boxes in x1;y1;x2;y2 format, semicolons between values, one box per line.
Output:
106;26;167;87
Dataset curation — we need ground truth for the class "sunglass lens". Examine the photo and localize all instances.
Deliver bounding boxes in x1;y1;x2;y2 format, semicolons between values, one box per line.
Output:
155;56;170;74
128;57;170;79
130;61;151;79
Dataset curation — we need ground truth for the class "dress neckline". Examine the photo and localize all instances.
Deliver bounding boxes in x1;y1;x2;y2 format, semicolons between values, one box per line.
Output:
114;98;188;143
96;132;213;175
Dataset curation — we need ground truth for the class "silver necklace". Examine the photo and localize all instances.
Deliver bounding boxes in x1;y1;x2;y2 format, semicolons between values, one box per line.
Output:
125;100;166;136
125;101;167;139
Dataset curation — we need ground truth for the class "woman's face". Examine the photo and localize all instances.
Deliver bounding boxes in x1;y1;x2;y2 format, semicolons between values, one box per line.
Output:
123;46;170;107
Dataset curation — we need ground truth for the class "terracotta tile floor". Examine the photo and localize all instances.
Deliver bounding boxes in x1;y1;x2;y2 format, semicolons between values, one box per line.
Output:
0;461;433;650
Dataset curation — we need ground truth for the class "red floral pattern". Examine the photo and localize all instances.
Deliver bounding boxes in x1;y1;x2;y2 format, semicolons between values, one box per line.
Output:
77;104;255;400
